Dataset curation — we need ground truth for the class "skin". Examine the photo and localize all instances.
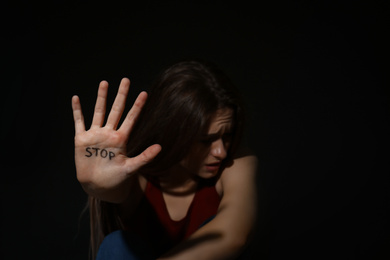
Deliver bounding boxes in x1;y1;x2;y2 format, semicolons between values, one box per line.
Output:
72;78;161;203
158;155;257;260
151;108;233;221
72;78;257;259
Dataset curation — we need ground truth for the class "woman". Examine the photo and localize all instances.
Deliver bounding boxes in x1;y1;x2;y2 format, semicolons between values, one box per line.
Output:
72;60;258;259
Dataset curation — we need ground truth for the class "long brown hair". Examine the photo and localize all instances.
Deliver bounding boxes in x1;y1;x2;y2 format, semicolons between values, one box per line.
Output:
88;60;244;258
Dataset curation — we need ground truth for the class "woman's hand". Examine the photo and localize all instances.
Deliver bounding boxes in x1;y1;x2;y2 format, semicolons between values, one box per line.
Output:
72;78;161;202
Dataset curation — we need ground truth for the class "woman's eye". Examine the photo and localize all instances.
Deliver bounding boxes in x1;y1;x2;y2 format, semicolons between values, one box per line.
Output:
223;134;232;141
200;138;213;144
200;135;217;144
200;134;232;145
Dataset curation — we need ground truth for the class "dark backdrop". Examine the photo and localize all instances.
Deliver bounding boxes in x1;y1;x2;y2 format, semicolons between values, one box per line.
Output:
2;1;389;259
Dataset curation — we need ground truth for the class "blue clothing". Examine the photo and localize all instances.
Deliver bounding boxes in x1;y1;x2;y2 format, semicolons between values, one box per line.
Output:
96;230;153;260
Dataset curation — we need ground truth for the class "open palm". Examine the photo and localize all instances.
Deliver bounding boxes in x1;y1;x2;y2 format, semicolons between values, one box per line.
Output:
72;78;161;202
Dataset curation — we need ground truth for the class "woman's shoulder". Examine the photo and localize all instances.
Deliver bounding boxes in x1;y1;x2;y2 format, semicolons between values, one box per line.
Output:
224;148;258;174
218;151;258;196
233;147;258;162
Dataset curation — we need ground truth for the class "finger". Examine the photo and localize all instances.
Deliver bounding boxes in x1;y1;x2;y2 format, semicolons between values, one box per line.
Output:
125;144;162;172
72;95;86;134
105;78;130;129
91;80;109;128
118;91;148;136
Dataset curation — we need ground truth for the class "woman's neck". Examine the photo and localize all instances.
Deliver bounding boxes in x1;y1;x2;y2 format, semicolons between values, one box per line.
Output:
158;164;199;195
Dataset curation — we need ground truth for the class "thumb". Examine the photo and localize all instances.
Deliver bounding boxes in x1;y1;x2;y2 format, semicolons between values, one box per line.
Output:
125;144;162;172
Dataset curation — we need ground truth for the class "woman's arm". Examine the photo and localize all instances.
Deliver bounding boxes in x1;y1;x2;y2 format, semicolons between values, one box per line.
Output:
158;155;258;260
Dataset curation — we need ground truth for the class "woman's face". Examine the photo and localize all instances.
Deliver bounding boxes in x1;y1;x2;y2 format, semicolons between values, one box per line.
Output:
180;108;234;179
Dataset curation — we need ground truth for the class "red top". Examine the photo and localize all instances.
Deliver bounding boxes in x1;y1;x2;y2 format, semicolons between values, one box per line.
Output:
125;177;221;257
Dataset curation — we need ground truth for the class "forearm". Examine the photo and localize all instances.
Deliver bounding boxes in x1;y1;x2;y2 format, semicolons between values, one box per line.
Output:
158;235;244;260
158;239;243;260
158;155;258;260
158;214;251;260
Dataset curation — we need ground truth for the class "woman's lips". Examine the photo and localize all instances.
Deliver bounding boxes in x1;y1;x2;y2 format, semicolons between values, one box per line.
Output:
205;162;221;172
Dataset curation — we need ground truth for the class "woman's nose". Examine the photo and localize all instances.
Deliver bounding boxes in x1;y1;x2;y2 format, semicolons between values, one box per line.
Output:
211;138;227;160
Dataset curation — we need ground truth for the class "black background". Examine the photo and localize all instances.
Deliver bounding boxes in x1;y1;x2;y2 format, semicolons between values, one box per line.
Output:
2;1;389;259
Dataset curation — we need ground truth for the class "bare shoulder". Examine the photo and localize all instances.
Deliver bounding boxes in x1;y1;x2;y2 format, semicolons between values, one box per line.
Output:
214;152;258;241
225;154;258;172
223;153;258;179
216;153;258;195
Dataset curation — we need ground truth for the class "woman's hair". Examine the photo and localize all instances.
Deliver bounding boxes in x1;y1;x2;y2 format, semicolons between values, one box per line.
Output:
127;60;244;172
88;60;244;258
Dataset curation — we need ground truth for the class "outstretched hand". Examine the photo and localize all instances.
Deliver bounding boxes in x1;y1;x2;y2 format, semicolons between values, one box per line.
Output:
72;78;161;202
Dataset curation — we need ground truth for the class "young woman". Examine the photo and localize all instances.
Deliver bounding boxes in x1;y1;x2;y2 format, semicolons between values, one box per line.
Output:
72;61;258;260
